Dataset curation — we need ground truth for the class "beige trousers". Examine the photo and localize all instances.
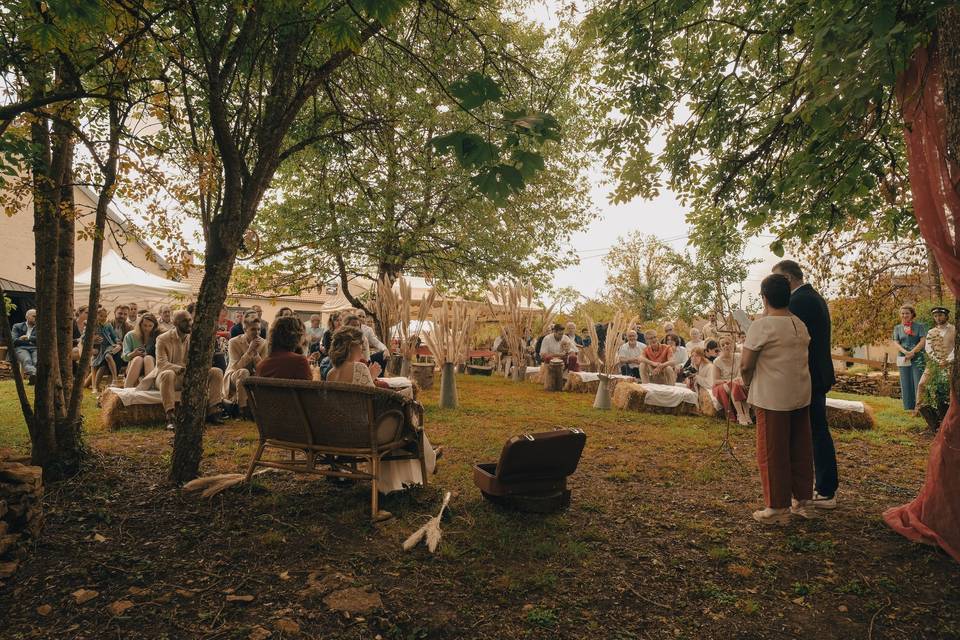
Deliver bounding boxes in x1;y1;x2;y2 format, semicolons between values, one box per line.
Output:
155;368;224;412
223;368;252;407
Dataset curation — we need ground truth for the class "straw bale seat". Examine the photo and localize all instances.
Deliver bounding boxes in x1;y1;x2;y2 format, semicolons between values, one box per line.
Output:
100;387;169;430
612;382;700;416
825;397;875;430
243;377;428;521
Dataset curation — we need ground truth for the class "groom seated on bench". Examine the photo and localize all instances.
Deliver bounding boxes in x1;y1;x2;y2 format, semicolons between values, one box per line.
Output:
538;323;580;372
138;310;226;430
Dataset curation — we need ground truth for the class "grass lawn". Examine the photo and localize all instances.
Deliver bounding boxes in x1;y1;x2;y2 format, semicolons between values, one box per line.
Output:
0;375;958;639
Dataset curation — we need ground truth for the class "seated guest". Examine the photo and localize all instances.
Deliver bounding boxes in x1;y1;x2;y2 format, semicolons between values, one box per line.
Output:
681;346;714;390
157;305;174;332
138;310;225;430
617;330;645;378
639;331;676;384
704;339;720;361
72;305;89;362
579;327;591;348
128;302;139;318
231;304;268;338
712;336;751;426
109;304;132;375
326;326;439;493
12;308;38;385
306;314;325;354
256;316;312;380
663;322;686;347
275;306;295;322
740;273;814;524
213;305;234;371
564;322;579;344
225;312;268;417
122;312;160;388
666;333;687;368
320;311;341;355
347;310;389;376
687;328;705;353
88;307;122;392
522;327;536;365
538;323;580;371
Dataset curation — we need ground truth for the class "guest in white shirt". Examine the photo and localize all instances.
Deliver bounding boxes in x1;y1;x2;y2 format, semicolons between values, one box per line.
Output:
306;314;325;355
665;333;687;368
687;327;705;353
538;323;580;371
346;310;389;376
616;330;645;378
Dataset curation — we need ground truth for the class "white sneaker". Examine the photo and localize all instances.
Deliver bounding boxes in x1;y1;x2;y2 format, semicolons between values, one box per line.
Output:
752;507;791;525
811;492;837;510
791;499;817;519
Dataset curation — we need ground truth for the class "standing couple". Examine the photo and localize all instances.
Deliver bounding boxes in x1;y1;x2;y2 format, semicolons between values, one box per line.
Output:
743;260;838;524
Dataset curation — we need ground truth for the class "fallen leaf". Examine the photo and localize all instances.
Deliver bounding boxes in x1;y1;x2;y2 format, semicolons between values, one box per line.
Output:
323;587;382;614
175;589;195;599
274;618;300;635
72;589;99;605
36;604;52;616
838;605;849;612
279;571;291;581
92;533;107;543
248;626;272;640
226;594;255;603
127;586;149;596
791;597;805;605
106;600;134;616
727;564;753;578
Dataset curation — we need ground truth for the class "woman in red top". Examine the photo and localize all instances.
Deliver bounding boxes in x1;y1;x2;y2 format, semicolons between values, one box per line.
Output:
256;316;313;380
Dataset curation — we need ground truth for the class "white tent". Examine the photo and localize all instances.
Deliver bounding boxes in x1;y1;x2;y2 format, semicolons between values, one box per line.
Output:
74;250;192;309
390;320;434;338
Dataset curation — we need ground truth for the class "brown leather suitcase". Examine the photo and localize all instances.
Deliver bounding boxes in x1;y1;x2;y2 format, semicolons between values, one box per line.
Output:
473;428;586;512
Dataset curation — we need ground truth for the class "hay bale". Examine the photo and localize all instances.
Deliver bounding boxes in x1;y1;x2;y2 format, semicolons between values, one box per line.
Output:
100;390;168;430
564;372;599;394
525;366;542;383
606;375;636;398
612;382;647;411
826;400;875;430
697;386;719;418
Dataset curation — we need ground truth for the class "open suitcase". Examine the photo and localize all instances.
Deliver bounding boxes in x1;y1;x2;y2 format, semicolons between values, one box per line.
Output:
473;428;586;513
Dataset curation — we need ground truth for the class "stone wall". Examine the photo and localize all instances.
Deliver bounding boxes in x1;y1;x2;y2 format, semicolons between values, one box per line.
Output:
0;456;44;582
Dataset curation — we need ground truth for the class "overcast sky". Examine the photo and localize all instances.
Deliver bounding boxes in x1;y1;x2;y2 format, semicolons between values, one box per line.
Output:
525;2;782;306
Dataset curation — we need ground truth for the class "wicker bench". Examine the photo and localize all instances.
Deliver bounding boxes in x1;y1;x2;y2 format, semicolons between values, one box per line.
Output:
242;377;428;521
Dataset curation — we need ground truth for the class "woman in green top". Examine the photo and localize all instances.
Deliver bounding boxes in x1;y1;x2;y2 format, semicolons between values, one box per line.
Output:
891;305;927;411
122;313;161;388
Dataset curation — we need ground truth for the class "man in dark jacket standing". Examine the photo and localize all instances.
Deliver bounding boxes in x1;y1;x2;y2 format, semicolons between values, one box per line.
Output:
773;260;838;508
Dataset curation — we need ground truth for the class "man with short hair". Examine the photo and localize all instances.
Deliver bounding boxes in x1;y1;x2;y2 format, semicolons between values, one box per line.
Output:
638;330;677;384
663;322;686;347
230;305;268;338
616;330;644;378
158;305;173;332
306;314;325;354
128;302;138;318
139;310;225;430
12;308;38;384
352;309;389;376
538;323;579;371
704;339;720;361
773;259;837;509
224;312;267;419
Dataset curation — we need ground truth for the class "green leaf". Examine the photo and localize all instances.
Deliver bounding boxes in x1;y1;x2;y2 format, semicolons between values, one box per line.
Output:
320;12;361;50
355;0;407;25
511;149;545;179
470;164;525;203
770;239;785;257
431;131;498;169
449;72;504;111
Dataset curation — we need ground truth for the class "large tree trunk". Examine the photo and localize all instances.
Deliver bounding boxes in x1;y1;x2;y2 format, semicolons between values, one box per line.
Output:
926;244;944;301
940;5;960;394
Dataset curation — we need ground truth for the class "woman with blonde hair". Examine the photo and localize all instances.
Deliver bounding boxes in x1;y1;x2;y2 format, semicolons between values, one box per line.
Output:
326;326;440;493
712;335;751;425
122;313;160;388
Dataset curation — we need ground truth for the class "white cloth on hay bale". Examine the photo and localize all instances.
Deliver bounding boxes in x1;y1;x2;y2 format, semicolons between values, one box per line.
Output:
568;372;636;384
380;376;415;399
106;386;177;407
825;398;865;413
640;383;698;408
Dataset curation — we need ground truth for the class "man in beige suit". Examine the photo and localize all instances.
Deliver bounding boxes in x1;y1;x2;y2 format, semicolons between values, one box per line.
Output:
139;310;225;430
223;312;267;419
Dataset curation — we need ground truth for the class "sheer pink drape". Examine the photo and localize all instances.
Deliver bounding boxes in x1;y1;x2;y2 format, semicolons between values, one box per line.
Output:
884;45;960;562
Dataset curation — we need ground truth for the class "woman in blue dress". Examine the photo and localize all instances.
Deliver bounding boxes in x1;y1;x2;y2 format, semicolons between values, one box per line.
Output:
892;305;927;411
88;306;121;393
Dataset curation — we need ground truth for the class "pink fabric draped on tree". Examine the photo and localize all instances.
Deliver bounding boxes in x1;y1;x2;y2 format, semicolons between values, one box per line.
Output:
885;44;960;562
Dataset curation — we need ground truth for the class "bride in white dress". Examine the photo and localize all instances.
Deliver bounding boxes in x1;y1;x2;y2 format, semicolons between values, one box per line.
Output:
327;326;438;493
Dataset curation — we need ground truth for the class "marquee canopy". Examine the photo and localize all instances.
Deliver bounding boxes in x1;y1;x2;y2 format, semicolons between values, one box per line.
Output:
74;250;192;309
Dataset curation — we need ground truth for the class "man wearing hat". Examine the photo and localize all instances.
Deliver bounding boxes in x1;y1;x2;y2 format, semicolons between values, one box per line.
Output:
538;323;580;371
917;306;955;412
